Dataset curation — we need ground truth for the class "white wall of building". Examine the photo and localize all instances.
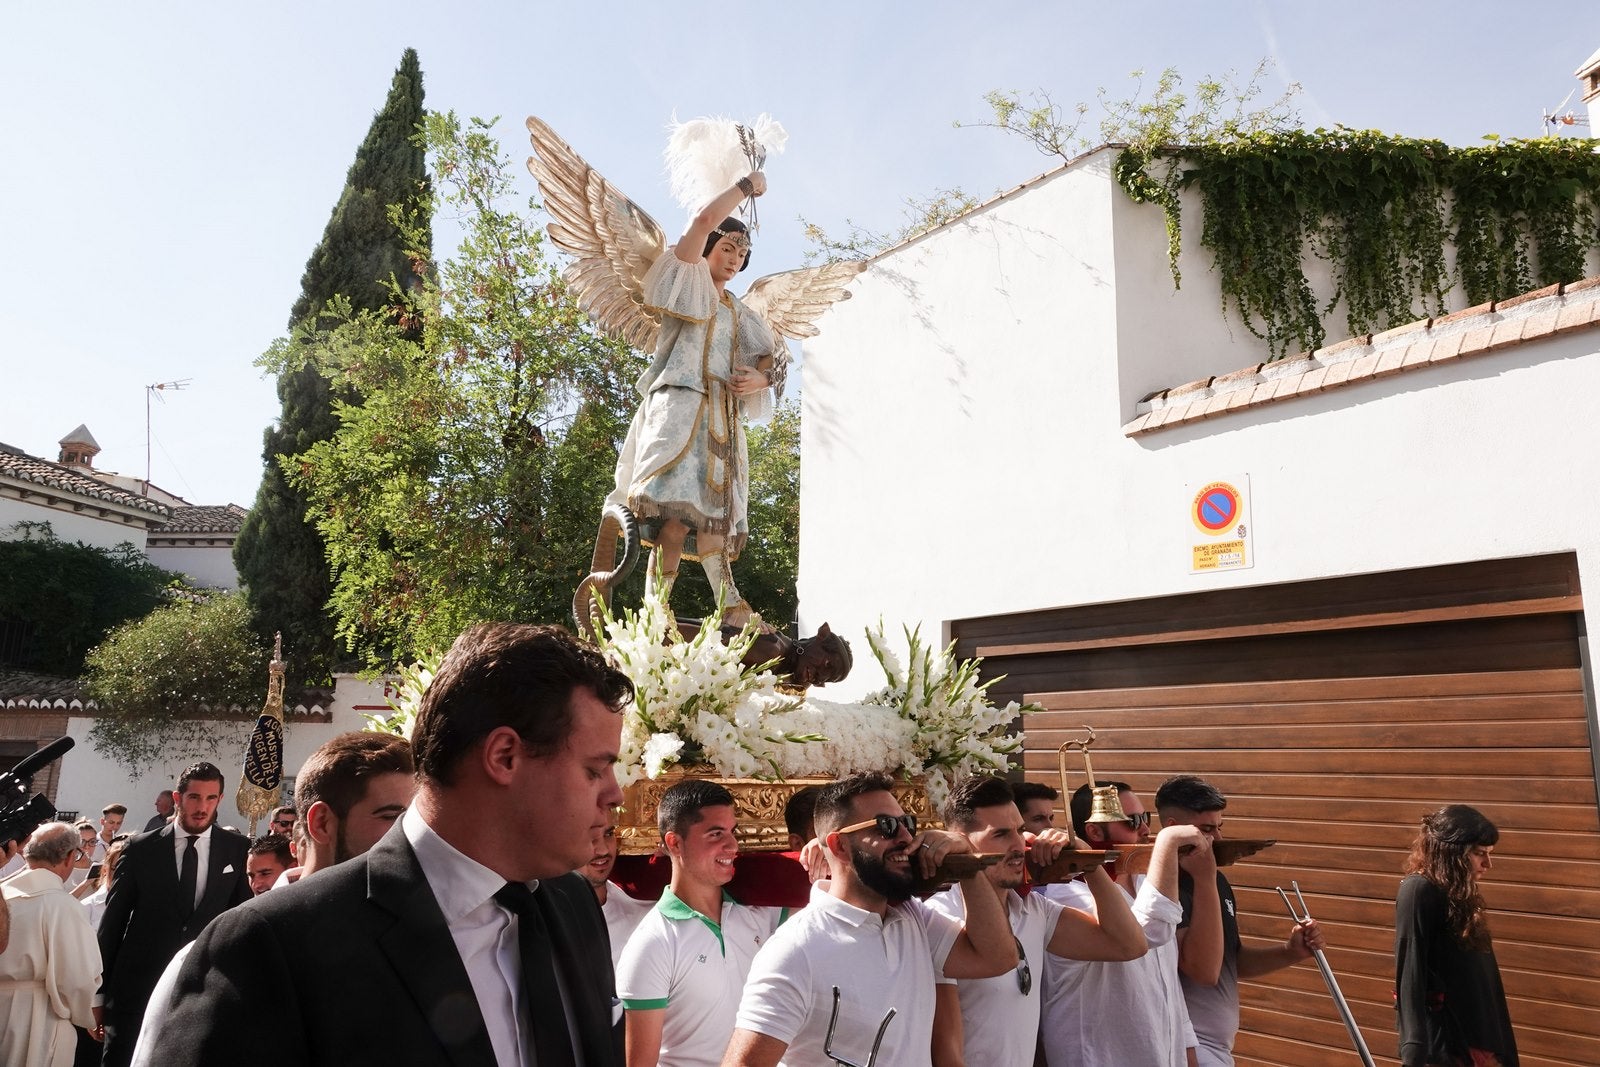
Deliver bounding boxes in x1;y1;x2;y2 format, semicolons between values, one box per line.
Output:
0;497;152;552
51;674;390;831
145;543;239;590
798;148;1600;701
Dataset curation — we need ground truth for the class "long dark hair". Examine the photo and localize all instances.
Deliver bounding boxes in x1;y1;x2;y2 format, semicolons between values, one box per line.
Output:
1404;804;1498;948
702;217;751;271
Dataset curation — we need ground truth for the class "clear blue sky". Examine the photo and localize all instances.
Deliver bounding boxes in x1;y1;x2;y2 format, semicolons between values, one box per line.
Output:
4;2;1594;507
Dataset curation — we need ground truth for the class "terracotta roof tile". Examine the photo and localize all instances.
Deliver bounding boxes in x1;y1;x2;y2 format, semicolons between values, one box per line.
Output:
0;669;90;705
1323;359;1357;387
1373;346;1409;378
152;504;248;535
1126;275;1600;437
1401;339;1436;369
1432;300;1495;329
0;444;170;517
1296;366;1330;394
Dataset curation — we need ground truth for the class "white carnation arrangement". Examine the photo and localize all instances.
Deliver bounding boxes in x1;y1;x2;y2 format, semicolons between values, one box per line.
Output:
597;589;823;785
596;591;1031;807
368;591;1032;809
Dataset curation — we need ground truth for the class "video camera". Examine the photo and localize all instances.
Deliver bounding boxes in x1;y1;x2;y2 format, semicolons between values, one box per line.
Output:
0;736;74;849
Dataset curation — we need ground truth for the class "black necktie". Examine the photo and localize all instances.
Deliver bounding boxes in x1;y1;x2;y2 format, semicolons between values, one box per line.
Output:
494;882;577;1067
179;835;198;919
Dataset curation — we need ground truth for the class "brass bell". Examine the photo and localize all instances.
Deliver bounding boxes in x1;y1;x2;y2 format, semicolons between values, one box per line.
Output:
1057;726;1129;832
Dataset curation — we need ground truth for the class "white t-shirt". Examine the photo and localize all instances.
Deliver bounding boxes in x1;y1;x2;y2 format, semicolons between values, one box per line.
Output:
601;881;656;970
1037;877;1195;1067
734;882;961;1067
617;888;784;1067
81;885;110;931
926;887;1063;1067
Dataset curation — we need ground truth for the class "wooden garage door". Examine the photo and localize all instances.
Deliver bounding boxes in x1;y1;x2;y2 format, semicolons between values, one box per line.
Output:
953;554;1600;1067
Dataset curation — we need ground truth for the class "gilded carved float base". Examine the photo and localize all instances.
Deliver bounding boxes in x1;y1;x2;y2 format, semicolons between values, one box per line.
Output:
616;767;937;855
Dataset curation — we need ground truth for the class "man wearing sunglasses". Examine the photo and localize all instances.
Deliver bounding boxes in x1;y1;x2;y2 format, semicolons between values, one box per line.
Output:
925;776;1147;1067
267;806;297;838
1038;782;1208;1067
724;772;1017;1067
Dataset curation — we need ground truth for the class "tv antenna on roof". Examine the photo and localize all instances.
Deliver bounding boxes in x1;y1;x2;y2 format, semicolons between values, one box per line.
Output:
145;379;191;493
1542;88;1589;134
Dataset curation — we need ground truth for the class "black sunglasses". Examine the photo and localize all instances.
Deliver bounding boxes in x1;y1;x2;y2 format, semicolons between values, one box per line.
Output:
1014;937;1031;996
836;813;919;838
1123;811;1151;830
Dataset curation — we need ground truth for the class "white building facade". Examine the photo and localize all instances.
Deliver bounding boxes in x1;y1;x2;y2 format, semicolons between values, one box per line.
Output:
797;146;1600;1065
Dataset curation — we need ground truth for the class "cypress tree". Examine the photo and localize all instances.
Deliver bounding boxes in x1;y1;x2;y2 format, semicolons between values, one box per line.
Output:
234;48;430;682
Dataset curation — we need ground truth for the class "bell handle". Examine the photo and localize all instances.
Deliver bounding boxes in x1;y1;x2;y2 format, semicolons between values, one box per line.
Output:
1056;725;1098;824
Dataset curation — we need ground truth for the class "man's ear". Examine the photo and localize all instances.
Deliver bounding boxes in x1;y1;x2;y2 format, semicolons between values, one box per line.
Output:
305;801;338;847
663;830;682;860
478;726;523;786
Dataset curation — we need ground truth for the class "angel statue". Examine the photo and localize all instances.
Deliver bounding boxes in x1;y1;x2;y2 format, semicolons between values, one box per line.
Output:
527;114;864;633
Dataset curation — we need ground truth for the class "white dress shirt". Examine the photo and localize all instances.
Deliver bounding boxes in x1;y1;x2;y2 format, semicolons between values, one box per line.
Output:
402;805;586;1067
172;824;212;908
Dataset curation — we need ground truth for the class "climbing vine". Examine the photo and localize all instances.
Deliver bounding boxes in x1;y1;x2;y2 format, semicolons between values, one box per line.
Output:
1118;130;1600;358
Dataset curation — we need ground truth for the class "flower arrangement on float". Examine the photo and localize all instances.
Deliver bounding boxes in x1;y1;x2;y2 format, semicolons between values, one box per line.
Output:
366;588;1034;817
365;653;435;738
595;588;1031;813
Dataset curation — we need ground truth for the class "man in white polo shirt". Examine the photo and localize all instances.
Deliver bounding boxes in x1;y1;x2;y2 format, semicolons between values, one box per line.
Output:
1037;781;1209;1067
927;776;1147;1067
723;771;1018;1067
618;779;785;1066
586;821;656;969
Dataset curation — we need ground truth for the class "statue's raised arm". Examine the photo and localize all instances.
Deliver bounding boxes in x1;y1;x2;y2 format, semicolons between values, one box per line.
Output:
527;114;863;634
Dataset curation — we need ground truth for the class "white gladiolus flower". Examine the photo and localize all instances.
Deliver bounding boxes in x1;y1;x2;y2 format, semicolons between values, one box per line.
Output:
588;587;1034;786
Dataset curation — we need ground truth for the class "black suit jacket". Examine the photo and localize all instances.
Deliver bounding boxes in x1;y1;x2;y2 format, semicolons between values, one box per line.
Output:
150;821;624;1067
97;821;251;1066
97;822;252;1013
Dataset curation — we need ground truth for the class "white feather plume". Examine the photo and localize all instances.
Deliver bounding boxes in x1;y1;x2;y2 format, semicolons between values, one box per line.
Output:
664;114;787;216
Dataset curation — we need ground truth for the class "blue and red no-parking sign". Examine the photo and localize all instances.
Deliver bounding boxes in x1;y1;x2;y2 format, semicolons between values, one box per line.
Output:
1189;476;1253;572
1193;483;1241;533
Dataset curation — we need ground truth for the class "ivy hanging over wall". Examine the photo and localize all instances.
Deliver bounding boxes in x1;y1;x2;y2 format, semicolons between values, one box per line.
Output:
1115;129;1600;359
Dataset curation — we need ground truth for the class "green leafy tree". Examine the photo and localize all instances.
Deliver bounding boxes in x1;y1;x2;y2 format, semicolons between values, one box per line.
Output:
0;523;178;675
805;63;1299;266
235;48;430;683
962;60;1301;162
970;62;1301;284
801;188;980;266
738;398;800;628
269;113;646;665
84;592;266;775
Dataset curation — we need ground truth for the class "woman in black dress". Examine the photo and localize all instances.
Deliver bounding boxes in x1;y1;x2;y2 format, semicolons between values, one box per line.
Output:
1394;804;1517;1067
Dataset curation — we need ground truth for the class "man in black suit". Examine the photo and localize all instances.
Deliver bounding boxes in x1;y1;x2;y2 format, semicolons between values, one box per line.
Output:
96;760;251;1066
150;622;634;1067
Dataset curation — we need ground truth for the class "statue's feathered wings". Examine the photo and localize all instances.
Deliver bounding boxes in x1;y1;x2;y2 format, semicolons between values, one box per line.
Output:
525;115;865;370
526;116;666;351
